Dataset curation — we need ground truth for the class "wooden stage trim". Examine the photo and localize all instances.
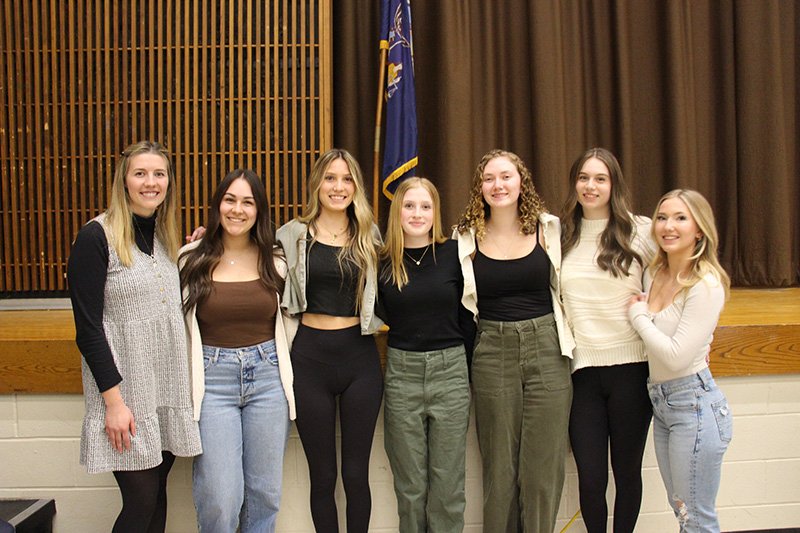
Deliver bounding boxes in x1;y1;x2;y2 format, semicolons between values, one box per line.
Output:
0;288;797;394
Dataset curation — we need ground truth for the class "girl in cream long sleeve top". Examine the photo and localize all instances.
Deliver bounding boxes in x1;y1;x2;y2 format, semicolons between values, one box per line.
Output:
628;271;725;383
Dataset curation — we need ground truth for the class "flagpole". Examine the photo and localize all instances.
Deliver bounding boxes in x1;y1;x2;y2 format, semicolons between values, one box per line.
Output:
373;45;388;219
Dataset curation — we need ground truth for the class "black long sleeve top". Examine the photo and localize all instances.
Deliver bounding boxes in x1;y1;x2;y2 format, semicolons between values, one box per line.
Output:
67;214;157;393
378;239;470;352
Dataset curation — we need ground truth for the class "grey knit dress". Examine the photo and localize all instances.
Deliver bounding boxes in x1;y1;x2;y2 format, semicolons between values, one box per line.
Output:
80;214;202;473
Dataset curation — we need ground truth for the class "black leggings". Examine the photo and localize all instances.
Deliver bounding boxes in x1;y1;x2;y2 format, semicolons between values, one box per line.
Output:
111;451;176;533
568;363;652;533
291;323;384;533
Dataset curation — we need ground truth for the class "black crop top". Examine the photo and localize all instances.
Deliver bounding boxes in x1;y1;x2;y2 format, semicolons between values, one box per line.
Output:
473;230;552;321
305;240;359;317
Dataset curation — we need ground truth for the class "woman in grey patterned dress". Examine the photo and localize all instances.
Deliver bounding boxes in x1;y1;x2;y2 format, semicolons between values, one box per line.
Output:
67;141;202;532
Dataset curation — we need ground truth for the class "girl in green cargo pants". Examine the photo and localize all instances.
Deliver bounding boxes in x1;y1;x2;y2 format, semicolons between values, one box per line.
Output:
378;178;475;532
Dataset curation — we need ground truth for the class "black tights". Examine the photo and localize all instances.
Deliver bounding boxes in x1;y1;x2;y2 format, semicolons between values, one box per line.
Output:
291;324;384;533
111;451;176;533
569;363;652;533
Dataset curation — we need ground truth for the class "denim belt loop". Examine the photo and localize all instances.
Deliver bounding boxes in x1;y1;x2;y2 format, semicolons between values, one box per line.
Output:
213;347;220;364
256;342;267;362
698;367;712;390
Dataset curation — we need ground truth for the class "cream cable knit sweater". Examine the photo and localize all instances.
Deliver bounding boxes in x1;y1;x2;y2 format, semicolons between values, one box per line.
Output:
561;216;655;372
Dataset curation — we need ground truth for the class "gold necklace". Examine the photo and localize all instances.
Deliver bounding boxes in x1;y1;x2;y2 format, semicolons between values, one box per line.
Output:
404;244;431;266
316;220;346;244
224;245;257;265
133;218;156;265
486;227;519;259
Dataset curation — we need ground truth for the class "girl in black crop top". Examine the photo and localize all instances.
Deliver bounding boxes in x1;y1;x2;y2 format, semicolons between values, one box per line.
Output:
178;169;292;532
453;149;572;533
377;178;474;531
275;149;383;533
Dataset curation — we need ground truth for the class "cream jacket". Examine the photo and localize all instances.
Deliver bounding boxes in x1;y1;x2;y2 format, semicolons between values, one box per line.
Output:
454;212;576;358
275;218;384;338
180;240;296;421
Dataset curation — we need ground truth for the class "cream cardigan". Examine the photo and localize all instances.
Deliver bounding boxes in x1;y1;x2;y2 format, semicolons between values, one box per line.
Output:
453;212;576;358
180;240;296;421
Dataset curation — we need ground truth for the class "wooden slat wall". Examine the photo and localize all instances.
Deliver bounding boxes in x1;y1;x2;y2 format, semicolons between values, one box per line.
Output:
0;0;332;295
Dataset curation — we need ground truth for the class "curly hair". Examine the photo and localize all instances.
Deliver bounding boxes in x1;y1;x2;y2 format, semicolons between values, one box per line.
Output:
454;149;546;240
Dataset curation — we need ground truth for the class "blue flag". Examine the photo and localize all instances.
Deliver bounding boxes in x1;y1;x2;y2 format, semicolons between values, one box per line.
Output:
380;0;418;199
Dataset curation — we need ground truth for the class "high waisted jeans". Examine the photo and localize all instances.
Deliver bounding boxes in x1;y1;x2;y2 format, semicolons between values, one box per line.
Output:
383;344;471;533
648;367;732;533
472;313;572;533
193;339;291;533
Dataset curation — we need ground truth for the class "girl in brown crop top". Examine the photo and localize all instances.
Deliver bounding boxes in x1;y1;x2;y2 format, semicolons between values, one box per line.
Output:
179;169;292;533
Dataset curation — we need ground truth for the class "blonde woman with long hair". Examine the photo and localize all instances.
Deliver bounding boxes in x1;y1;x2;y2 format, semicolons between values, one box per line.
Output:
275;148;383;532
628;189;732;532
67;141;201;532
378;177;473;532
454;149;574;533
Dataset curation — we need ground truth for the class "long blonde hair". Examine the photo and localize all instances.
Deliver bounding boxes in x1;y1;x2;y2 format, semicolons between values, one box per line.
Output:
105;141;180;266
650;189;730;299
380;177;447;290
455;149;546;240
297;149;378;310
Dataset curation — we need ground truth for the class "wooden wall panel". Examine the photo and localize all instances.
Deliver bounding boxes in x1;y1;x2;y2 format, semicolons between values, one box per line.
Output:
0;0;332;295
2;288;799;393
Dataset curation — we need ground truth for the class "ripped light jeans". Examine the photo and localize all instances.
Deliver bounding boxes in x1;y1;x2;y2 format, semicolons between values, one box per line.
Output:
648;367;732;533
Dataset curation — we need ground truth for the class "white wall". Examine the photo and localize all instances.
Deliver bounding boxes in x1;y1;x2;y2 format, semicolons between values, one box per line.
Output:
1;374;799;532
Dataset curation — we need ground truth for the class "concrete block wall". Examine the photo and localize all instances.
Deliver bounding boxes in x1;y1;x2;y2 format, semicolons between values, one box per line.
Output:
1;374;798;532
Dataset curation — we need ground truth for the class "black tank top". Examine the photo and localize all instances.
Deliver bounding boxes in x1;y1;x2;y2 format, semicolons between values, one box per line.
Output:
305;240;359;317
473;226;553;321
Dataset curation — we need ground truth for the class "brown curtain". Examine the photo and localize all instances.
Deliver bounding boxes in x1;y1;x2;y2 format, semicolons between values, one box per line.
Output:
333;0;798;286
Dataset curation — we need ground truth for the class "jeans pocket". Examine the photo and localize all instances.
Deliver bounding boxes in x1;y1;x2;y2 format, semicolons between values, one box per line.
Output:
203;355;214;370
712;398;733;444
664;388;698;410
266;350;279;365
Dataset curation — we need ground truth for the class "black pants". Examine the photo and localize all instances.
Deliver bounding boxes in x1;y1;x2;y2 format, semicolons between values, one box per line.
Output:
112;451;175;533
568;362;652;533
292;323;383;533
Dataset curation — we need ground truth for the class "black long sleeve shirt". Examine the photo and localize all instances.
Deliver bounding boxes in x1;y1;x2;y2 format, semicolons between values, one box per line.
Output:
67;214;157;392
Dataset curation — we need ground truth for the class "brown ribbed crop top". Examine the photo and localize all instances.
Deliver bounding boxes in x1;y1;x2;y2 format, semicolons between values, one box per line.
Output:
196;279;277;348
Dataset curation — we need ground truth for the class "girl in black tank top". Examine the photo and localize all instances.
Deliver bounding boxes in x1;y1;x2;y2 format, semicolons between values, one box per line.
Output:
454;149;572;533
473;221;553;321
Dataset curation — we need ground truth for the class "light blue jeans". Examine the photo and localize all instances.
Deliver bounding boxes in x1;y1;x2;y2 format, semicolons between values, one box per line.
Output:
193;339;291;533
648;367;732;533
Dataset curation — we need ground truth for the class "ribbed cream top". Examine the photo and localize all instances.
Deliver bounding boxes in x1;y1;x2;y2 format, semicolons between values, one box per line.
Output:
560;216;654;372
